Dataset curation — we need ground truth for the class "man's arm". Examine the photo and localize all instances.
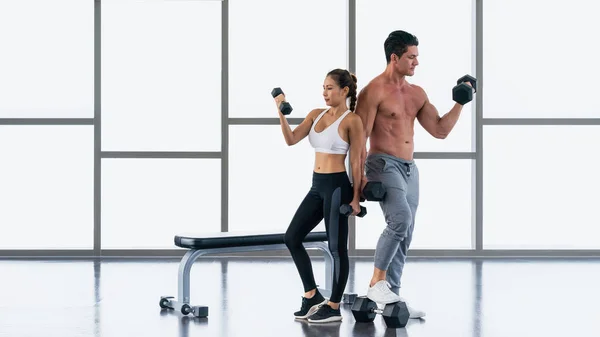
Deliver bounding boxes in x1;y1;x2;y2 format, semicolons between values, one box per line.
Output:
347;114;365;202
416;87;464;139
354;85;379;171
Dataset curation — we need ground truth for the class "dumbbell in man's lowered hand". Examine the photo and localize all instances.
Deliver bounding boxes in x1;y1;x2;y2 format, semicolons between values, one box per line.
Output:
360;181;387;202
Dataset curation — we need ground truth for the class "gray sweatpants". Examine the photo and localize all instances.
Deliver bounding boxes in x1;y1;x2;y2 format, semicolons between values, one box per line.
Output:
365;153;419;295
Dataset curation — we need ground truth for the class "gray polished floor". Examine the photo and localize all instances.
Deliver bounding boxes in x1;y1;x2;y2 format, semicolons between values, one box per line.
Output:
1;257;600;337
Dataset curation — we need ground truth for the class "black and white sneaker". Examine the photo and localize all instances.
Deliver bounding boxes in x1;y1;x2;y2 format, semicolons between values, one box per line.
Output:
307;304;342;323
294;291;327;319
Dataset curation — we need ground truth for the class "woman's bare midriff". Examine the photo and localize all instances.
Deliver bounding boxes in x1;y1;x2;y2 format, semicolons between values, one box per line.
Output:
313;152;347;173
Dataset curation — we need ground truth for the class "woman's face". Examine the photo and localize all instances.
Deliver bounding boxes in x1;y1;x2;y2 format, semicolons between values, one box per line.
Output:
322;76;348;107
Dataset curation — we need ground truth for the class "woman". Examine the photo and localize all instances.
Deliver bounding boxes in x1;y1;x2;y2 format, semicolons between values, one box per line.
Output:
275;69;364;323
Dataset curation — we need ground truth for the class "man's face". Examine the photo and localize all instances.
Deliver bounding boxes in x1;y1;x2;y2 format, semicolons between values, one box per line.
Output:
393;46;419;76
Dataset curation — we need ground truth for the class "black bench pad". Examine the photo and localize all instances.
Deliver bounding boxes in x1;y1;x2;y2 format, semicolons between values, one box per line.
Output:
175;231;328;250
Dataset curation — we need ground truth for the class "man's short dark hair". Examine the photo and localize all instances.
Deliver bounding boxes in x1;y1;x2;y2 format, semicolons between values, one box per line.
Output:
384;30;419;63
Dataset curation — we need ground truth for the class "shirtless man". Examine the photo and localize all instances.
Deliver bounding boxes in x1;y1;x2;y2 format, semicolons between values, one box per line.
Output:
355;30;475;318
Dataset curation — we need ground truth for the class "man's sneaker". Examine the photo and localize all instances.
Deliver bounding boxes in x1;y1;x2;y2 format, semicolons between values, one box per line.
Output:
375;297;427;319
307;304;342;323
293;291;327;319
405;302;426;319
366;280;402;304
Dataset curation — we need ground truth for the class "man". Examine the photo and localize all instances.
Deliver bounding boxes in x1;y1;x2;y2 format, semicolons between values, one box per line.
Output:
354;30;475;318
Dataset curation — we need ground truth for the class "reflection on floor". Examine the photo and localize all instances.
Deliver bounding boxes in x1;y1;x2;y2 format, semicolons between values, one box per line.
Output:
1;257;599;337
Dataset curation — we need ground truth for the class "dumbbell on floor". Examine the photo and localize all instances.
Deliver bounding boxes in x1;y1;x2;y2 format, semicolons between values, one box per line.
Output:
339;204;367;217
271;87;293;115
452;74;477;105
351;296;409;329
360;181;387;202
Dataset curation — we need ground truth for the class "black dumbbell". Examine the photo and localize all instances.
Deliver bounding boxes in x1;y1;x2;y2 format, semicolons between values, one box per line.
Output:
361;181;387;202
340;204;367;217
351;296;409;329
452;74;477;105
271;87;293;115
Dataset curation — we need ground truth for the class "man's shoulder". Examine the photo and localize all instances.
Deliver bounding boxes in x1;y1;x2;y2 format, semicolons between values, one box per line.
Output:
359;77;385;99
408;83;427;96
364;75;385;88
404;83;428;106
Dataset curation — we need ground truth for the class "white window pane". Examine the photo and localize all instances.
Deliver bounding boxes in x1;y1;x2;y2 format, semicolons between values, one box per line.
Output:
484;0;599;118
229;0;347;118
356;160;472;249
101;159;220;249
0;0;93;117
229;126;326;233
484;126;600;249
356;0;474;152
101;0;221;151
0;126;93;249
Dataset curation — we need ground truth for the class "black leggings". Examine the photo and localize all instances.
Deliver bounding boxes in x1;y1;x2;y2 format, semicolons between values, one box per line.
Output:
284;171;353;304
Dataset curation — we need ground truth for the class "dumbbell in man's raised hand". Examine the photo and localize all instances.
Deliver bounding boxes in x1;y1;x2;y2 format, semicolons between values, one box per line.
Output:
452;75;477;105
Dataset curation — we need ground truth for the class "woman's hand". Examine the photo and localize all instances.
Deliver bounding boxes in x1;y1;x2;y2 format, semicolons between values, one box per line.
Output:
274;94;285;112
350;198;361;216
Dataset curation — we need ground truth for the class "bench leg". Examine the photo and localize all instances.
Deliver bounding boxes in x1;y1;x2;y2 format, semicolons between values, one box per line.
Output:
160;242;357;316
160;249;209;317
307;242;357;305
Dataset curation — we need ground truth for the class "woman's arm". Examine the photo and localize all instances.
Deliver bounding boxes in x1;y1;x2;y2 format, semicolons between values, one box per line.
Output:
275;95;321;146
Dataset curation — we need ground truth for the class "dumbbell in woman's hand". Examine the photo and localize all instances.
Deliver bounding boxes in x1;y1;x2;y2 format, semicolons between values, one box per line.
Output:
339;204;367;217
271;87;293;115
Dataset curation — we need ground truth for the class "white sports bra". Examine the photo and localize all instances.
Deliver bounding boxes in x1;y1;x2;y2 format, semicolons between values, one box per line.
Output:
308;108;351;155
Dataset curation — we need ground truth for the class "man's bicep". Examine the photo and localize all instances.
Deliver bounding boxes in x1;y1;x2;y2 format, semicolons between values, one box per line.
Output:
417;100;441;136
355;89;378;136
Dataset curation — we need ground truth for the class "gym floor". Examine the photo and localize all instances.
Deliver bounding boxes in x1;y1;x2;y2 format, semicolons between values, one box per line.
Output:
1;257;599;337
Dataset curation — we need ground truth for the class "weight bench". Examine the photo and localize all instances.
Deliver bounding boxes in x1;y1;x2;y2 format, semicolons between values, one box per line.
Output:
159;231;357;317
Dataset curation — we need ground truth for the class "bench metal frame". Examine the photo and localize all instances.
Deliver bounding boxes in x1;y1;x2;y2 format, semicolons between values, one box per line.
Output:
160;241;357;317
